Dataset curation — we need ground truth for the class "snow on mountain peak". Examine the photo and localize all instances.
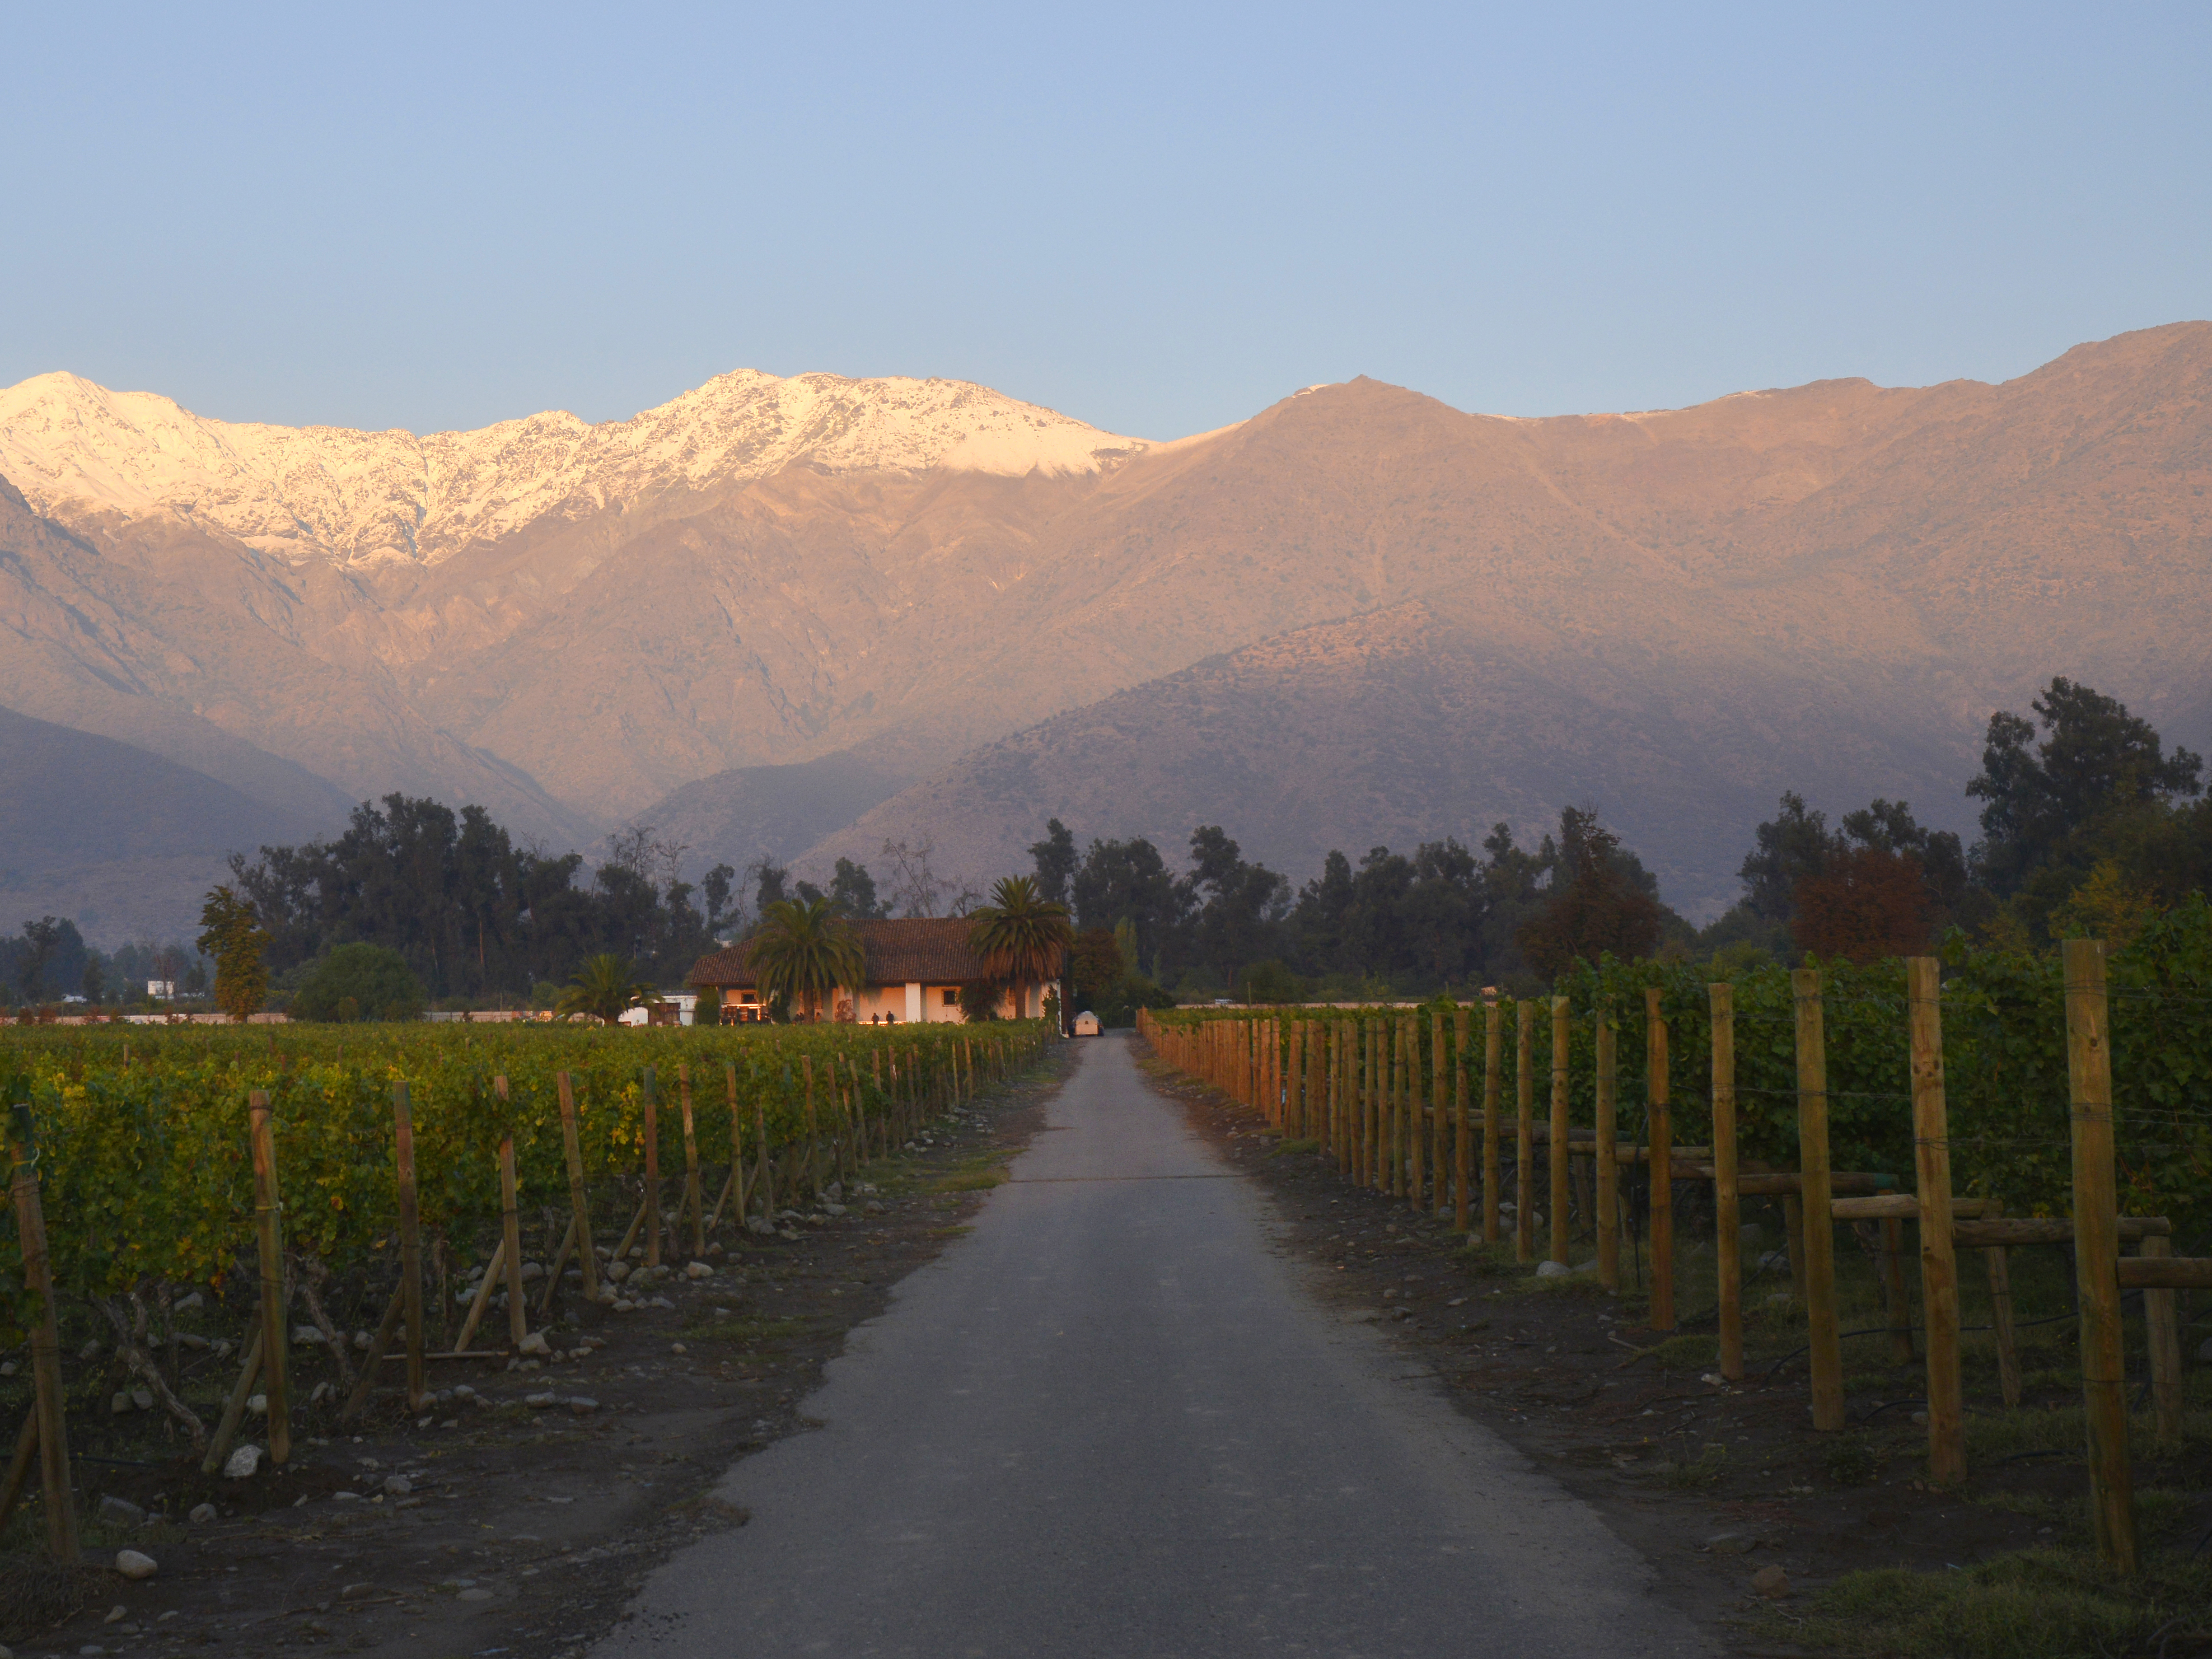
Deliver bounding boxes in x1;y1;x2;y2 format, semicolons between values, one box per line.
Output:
0;368;1146;564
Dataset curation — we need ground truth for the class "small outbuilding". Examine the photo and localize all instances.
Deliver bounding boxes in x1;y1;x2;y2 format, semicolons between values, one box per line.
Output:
1073;1009;1101;1036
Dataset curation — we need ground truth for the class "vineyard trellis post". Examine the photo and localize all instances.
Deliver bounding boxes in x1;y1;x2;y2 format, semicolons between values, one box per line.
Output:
7;1098;79;1560
1906;955;1965;1483
1645;988;1674;1332
1548;996;1570;1266
394;1078;428;1408
1453;1006;1471;1234
1515;1000;1535;1263
557;1070;599;1301
1791;970;1843;1431
1482;999;1501;1243
1707;983;1741;1380
642;1065;663;1268
493;1076;528;1351
2064;937;2135;1572
1596;1006;1619;1291
248;1089;292;1465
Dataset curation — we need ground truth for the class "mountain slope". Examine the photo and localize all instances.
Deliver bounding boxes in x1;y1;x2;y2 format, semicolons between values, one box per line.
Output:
790;596;1970;919
6;326;2211;922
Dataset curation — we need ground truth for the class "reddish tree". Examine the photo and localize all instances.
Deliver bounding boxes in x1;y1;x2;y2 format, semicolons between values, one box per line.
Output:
1515;808;1665;978
1790;846;1934;963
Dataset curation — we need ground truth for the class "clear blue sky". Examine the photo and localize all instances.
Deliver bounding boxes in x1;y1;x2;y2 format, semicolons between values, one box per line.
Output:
9;3;2207;439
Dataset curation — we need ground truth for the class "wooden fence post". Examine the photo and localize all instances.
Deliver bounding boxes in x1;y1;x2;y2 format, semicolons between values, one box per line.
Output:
1431;1011;1448;1218
557;1072;598;1300
1515;1000;1535;1263
248;1090;291;1465
679;1064;704;1258
2065;937;2135;1571
1407;1022;1424;1212
1646;988;1674;1332
493;1076;528;1350
1596;1009;1620;1293
1709;985;1740;1379
642;1065;663;1267
1550;996;1571;1266
1792;969;1843;1431
1482;1000;1501;1244
1454;1007;1472;1233
1907;958;1962;1483
7;1102;78;1560
393;1080;427;1409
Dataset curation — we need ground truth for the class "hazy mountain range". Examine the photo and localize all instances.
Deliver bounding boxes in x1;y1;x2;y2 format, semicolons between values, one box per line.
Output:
2;322;2206;945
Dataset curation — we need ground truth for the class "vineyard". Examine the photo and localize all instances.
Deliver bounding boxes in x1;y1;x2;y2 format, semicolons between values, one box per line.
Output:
0;1018;1053;1561
1141;899;2212;1580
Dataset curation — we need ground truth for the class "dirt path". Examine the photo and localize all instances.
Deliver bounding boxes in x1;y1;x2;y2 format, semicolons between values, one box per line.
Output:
592;1034;1710;1658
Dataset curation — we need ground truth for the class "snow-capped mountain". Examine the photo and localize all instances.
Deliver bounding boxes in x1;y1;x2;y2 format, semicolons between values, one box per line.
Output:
0;369;1148;565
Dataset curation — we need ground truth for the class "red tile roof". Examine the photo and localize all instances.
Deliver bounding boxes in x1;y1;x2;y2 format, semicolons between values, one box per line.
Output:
688;917;1060;989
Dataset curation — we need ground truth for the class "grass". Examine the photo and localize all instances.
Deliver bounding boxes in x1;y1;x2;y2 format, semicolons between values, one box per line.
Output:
1655;1444;1730;1489
1270;1139;1321;1157
1761;1549;2212;1659
932;1168;1009;1192
684;1314;811;1344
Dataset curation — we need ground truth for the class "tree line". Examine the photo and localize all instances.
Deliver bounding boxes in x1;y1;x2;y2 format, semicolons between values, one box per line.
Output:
12;674;2195;1022
1040;677;2209;1018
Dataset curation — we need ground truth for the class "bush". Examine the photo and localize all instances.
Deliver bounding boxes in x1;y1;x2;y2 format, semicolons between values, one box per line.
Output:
290;944;428;1023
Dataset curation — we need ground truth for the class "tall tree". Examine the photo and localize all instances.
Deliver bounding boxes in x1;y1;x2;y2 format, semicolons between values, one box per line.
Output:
196;886;272;1023
968;875;1073;1022
1968;678;2203;896
1514;808;1663;979
828;857;886;919
747;897;865;1022
1029;819;1078;907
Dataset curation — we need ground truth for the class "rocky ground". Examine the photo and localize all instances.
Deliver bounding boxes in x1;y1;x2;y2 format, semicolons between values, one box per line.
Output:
0;1048;1071;1659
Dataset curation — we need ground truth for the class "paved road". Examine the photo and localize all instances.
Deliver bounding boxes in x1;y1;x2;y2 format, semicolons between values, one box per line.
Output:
599;1036;1710;1658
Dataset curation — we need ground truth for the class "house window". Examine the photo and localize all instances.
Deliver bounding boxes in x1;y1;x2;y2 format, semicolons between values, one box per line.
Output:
941;987;958;1006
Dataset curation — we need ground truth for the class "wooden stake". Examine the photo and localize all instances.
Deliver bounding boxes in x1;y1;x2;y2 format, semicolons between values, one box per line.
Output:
7;1103;78;1557
248;1089;291;1465
341;1280;409;1421
453;1236;507;1356
679;1064;704;1258
494;1078;527;1350
199;1327;263;1477
1982;1209;2019;1406
1454;1007;1471;1233
1791;969;1842;1430
2065;936;2134;1571
1404;1017;1422;1206
1908;956;1965;1484
725;1062;746;1230
1431;1011;1447;1217
1482;1001;1501;1243
1515;1000;1535;1263
0;1411;37;1533
1597;1009;1621;1294
642;1066;663;1267
1646;988;1674;1333
557;1072;598;1300
2142;1233;2184;1447
1549;996;1570;1265
1706;983;1738;1374
392;1080;426;1411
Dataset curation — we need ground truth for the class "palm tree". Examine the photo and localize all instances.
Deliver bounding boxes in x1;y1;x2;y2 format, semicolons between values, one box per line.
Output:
748;897;865;1022
968;875;1072;1023
556;954;663;1024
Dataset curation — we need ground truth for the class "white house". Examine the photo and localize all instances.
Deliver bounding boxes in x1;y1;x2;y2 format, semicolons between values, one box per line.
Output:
687;918;1059;1024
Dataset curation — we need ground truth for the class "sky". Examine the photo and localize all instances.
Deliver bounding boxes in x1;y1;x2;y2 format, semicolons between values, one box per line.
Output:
7;2;2209;440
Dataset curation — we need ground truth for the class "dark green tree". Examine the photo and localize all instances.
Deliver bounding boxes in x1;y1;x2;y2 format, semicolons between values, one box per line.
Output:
291;942;428;1022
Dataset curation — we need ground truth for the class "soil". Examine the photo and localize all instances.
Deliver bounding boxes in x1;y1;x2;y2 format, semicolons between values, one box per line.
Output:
0;1048;1072;1659
1148;1055;2207;1658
